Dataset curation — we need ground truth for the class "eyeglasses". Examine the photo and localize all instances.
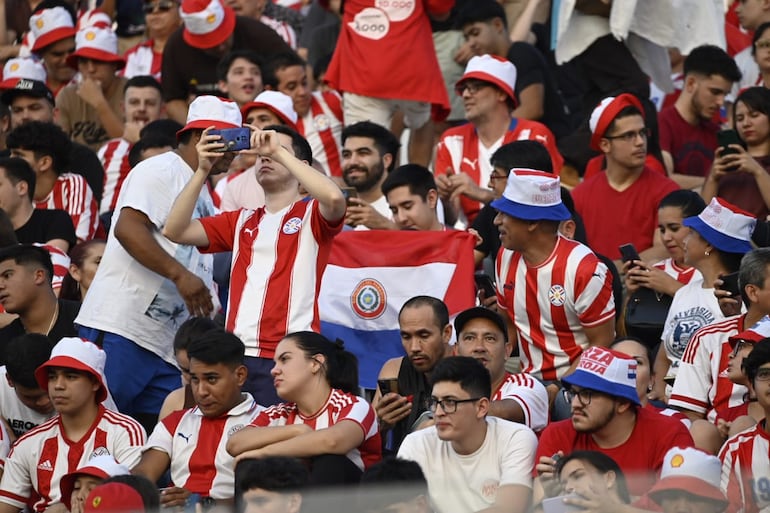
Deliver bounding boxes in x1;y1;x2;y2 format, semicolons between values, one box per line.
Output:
143;0;176;14
455;80;491;97
755;368;770;381
756;40;770;50
604;128;651;143
564;387;601;407
427;396;482;413
731;339;753;358
489;173;507;182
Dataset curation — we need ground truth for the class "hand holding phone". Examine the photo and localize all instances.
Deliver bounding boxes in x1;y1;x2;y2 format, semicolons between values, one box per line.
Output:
618;243;641;267
718;271;741;297
717;129;744;158
378;378;399;395
210;127;251;152
341;187;358;206
542;494;585;513
474;273;496;298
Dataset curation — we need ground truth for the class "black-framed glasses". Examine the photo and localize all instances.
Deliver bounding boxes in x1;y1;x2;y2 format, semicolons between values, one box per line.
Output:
427;396;482;414
604;128;650;143
455;80;491;97
731;339;753;358
564;387;598;407
143;0;176;14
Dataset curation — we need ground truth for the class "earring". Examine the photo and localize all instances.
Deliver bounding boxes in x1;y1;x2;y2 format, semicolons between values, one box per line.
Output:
647;384;653;392
705;250;711;256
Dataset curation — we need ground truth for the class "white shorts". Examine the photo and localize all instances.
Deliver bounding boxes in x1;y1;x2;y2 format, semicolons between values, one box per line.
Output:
343;92;431;130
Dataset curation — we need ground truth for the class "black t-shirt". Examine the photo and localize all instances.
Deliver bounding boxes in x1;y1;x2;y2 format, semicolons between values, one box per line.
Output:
507;42;570;139
70;142;106;204
471;204;501;261
162;17;293;102
0;299;81;365
15;209;77;249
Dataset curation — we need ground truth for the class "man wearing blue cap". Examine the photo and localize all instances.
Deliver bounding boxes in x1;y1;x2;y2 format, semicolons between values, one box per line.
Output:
491;168;615;400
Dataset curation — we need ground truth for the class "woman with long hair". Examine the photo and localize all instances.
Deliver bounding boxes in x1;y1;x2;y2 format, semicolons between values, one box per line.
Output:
552;451;631;511
59;239;106;302
226;331;380;485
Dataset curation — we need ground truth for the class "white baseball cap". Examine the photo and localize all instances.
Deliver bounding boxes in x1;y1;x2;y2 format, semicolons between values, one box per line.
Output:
490;168;570;221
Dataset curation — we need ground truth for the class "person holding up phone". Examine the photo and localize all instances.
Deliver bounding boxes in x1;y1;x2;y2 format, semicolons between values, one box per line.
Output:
703;86;770;219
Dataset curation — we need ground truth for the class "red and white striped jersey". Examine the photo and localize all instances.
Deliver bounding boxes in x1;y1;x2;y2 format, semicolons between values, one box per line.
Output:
260;15;297;49
37;244;70;292
296;91;343;178
492;372;549;432
720;422;770;513
669;315;747;419
251;389;381;471
97;138;132;215
653;257;700;286
144;394;262;499
120;40;162;80
35;173;99;241
199;198;343;359
0;406;146;512
495;236;615;381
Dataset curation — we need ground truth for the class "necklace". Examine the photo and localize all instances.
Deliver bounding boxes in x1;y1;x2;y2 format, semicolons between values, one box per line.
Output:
45;302;59;335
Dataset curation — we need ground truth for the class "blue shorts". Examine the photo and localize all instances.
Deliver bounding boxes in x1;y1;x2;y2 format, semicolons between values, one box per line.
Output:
78;327;181;417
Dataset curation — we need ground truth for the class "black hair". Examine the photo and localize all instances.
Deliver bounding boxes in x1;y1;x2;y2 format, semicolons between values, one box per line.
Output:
0;243;54;284
683;44;742;83
752;22;770;57
216;50;262;83
359;457;429;512
312;53;333;85
186;330;245;368
128;134;176;168
743;338;770;384
234;457;308;513
7;121;71;174
559;187;588;244
0;156;36;202
604;104;645;137
286;331;359;395
264;124;313;163
610;336;653;369
31;0;76;21
124;75;163;95
455;0;508;30
717;250;748;276
59;239;106;301
0;209;17;247
733;87;770;136
658;190;706;219
140;119;184;141
555;451;631;504
381;164;436;200
490;139;553;174
101;475;160;512
430;356;492;399
173;316;222;352
263;52;306;89
399;295;450;331
341;121;401;173
4;333;54;388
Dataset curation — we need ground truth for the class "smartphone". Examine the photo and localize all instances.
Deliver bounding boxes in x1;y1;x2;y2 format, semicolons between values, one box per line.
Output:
474;272;496;298
209;127;250;152
378;378;399;395
542;495;584;513
719;271;741;298
341;187;358;205
618;243;641;265
717;129;744;160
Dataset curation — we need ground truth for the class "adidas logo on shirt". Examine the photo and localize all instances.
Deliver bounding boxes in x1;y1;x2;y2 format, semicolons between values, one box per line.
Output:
37;460;53;471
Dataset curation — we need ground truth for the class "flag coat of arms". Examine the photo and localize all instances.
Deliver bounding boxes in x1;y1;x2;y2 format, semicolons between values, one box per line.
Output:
319;230;477;389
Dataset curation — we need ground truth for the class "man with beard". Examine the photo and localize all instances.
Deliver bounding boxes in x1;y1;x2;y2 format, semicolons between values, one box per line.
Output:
341;121;400;231
373;296;452;452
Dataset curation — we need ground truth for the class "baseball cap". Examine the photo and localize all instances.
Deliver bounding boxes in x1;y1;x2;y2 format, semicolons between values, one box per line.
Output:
456;54;517;106
240;90;298;130
729;315;770;350
29;7;76;53
490;168;571;221
682;197;756;254
562;346;640;405
589;93;645;151
34;337;109;402
177;95;242;139
648;447;728;507
0;78;55;107
84;483;146;513
59;455;130;508
66;27;125;70
0;58;47;89
180;0;235;50
454;307;507;341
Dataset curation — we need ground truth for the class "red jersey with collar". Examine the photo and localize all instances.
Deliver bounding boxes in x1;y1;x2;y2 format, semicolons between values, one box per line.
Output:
35;173;99;241
97;138;131;215
720;422;770;513
295;91;344;178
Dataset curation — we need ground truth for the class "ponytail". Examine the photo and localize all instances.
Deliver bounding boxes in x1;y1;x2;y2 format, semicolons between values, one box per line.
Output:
288;331;359;395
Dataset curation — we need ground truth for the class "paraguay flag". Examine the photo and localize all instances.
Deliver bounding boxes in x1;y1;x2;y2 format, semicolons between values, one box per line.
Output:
319;230;477;389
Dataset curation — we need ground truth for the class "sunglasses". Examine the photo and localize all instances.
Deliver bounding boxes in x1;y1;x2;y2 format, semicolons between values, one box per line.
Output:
143;0;176;14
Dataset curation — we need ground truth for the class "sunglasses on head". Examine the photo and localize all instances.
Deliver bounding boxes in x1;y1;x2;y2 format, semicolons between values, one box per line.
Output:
143;0;176;14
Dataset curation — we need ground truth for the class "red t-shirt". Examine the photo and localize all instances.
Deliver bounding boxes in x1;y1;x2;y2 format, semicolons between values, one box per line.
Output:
658;106;719;177
571;167;679;260
535;406;694;497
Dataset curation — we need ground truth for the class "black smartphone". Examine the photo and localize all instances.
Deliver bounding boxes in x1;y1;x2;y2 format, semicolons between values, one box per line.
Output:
209;127;251;152
378;378;399;395
719;271;741;298
717;129;744;160
618;243;641;265
341;187;358;206
474;273;496;298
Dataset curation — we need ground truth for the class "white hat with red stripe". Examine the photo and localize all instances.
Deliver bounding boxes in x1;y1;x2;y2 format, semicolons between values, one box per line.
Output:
588;93;645;151
456;54;517;106
59;455;130;509
180;0;235;49
0;58;47;89
66;27;125;69
683;197;756;254
76;9;113;30
29;7;76;53
562;346;641;405
177;95;242;138
240;91;298;130
490;168;570;221
34;337;108;403
729;315;770;349
649;447;728;507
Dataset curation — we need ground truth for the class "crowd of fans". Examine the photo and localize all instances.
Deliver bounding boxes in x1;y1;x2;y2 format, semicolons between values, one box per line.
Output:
1;0;770;512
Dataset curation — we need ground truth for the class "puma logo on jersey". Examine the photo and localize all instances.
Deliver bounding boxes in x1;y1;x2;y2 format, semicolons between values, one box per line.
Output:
244;227;257;237
177;432;191;442
37;460;53;471
461;158;477;169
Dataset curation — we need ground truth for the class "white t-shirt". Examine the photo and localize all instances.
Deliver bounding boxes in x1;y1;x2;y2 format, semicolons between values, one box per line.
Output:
398;417;537;513
0;367;53;438
75;151;219;365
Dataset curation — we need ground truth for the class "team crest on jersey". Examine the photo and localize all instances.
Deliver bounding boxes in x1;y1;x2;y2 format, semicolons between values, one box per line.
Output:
548;285;566;306
90;447;110;458
227;424;245;437
351;278;387;319
282;217;303;234
313;114;330;131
